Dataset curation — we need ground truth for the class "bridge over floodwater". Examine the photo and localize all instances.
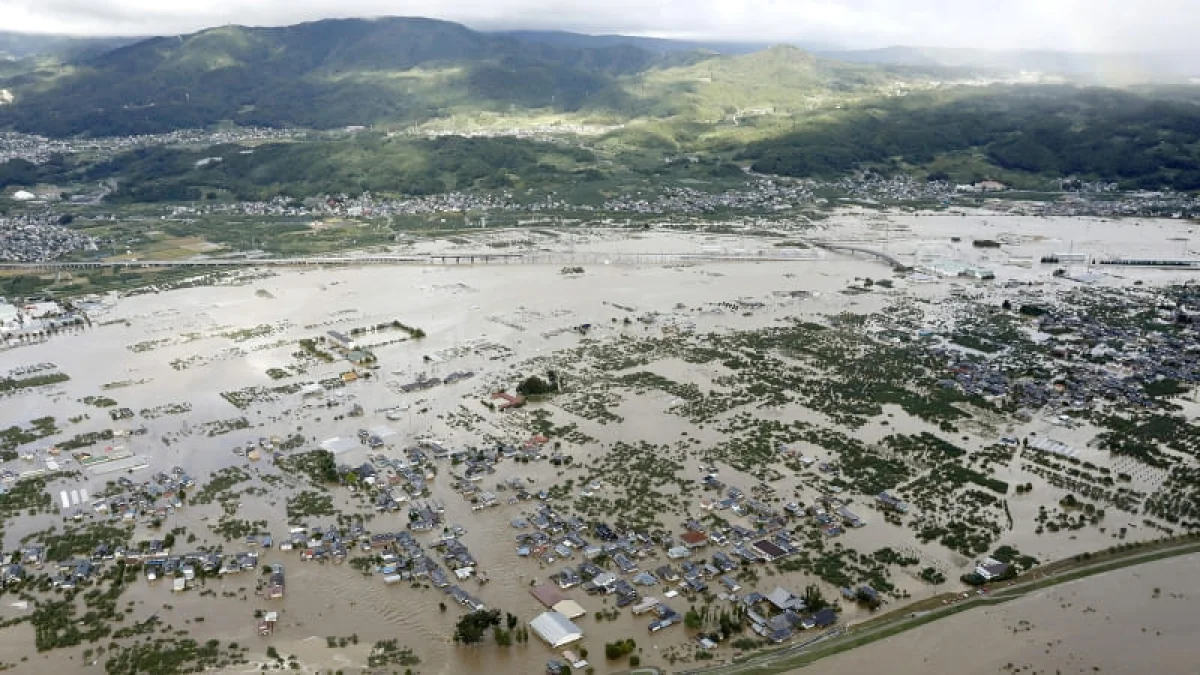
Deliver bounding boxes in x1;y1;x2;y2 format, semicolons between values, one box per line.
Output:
0;243;906;271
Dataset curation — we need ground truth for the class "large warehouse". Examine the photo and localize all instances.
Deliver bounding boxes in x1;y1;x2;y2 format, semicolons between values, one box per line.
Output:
529;611;583;648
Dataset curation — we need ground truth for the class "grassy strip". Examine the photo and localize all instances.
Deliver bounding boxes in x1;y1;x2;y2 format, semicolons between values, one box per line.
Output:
700;538;1200;675
726;601;1000;675
990;542;1200;600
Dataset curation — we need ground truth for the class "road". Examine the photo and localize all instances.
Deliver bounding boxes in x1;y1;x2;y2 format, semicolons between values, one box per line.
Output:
807;241;907;269
689;538;1200;675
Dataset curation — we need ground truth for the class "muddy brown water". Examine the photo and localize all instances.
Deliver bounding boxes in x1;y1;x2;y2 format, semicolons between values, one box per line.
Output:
1;218;1197;673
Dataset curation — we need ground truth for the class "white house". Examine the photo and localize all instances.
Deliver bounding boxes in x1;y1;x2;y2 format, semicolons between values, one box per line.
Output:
975;557;1011;581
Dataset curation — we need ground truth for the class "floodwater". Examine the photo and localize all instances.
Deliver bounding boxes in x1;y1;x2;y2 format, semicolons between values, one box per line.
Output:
815;553;1200;675
0;215;1197;673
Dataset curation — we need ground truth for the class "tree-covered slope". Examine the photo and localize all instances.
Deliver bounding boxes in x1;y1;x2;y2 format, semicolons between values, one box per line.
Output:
0;17;686;136
739;86;1200;190
0;18;931;137
0;134;606;201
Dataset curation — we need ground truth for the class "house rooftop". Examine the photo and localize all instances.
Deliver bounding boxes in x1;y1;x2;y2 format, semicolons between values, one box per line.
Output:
530;583;568;608
752;539;787;559
530;611;583;648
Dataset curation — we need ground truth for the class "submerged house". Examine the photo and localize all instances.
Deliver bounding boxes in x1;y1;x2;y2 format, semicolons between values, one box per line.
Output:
267;564;285;599
530;611;584;648
876;492;908;513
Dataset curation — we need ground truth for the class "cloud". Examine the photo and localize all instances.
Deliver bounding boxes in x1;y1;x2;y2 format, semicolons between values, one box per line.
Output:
2;0;1198;53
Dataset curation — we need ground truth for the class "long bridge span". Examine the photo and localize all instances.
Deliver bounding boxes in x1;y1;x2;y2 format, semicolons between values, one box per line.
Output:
807;241;908;269
0;248;875;271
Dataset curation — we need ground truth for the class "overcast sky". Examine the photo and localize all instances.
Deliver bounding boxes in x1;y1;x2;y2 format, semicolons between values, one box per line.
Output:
3;0;1198;53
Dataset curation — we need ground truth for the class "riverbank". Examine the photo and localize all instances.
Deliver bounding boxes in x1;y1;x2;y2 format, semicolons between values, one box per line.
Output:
694;536;1200;675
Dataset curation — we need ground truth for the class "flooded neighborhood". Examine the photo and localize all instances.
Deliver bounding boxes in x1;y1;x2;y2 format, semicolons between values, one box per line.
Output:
0;210;1198;674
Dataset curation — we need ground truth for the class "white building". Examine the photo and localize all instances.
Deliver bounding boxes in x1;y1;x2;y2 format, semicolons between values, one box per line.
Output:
0;302;18;327
552;599;586;620
530;611;583;648
974;557;1011;581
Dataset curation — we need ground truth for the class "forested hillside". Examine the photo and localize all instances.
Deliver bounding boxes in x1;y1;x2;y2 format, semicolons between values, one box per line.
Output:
739;87;1200;190
0;17;692;136
2;17;1200;195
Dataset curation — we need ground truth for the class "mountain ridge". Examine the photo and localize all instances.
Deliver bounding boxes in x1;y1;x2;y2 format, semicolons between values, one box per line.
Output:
0;16;899;137
0;17;667;135
0;30;138;61
817;45;1200;83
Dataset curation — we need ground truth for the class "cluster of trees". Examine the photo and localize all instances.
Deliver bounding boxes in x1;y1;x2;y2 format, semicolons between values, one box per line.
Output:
741;87;1200;190
453;609;529;645
453;609;501;644
1094;413;1198;469
802;584;831;612
78;135;594;202
0;372;70;395
0;133;600;203
919;567;946;584
104;637;247;675
991;545;1040;571
604;638;637;660
0;156;70;190
0;274;53;297
309;449;341;484
684;605;748;641
517;371;560;397
87;133;595;200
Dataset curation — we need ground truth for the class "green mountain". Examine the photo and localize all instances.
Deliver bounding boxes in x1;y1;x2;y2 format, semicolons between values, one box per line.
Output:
0;17;705;136
816;46;1200;84
0;17;933;137
493;30;768;55
4;17;1200;196
739;86;1200;190
0;31;137;60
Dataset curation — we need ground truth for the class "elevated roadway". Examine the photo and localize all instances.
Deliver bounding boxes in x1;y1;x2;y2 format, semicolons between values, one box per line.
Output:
0;249;835;271
808;241;908;269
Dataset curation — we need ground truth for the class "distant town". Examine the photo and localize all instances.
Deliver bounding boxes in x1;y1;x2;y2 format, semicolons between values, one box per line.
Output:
4;128;1199;265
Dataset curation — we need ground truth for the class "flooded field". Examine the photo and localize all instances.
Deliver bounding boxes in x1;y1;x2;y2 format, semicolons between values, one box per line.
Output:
0;211;1197;674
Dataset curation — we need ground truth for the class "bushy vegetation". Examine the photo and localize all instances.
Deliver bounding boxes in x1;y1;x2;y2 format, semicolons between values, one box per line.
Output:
367;640;420;667
1095;413;1200;468
103;637;247;674
0;476;53;522
85;135;597;202
0;372;70;394
740;86;1200;189
192;466;251;505
453;609;501;644
277;449;340;486
605;638;637;660
517;372;559;397
0;417;58;461
286;490;336;520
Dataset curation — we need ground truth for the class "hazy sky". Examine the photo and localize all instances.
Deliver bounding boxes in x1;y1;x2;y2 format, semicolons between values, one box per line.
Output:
3;0;1198;52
